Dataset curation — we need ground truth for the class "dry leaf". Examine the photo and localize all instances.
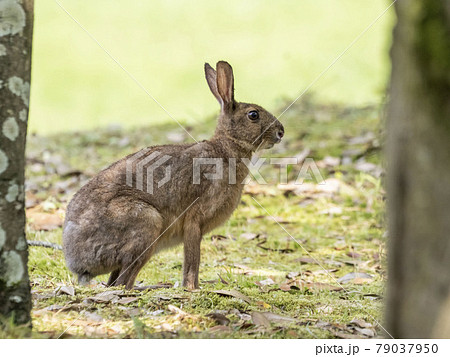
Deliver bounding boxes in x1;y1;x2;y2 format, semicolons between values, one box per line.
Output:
300;281;342;292
206;313;230;326
55;286;75;296
251;311;271;327
168;304;187;316
134;283;172;291
286;271;301;279
282;280;342;292
294;257;318;265
346;251;362;259
261;312;298;325
240;232;259;240
350;319;373;329
213;289;252;304
82;311;104;323
85;290;123;303
27;207;63;231
255;278;275;287
209;325;233;333
354;327;375;337
338;272;373;284
114;296;139;305
334;331;365;339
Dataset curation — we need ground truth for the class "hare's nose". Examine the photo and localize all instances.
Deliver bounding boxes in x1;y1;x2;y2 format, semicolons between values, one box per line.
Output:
277;129;284;140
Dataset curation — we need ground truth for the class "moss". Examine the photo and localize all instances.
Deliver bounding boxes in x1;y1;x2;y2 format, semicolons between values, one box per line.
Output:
24;98;386;338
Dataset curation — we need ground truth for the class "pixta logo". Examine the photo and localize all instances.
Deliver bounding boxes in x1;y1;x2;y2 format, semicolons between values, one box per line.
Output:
126;149;172;194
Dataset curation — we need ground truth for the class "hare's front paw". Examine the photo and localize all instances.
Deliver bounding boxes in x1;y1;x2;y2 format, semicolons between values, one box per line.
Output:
182;273;199;291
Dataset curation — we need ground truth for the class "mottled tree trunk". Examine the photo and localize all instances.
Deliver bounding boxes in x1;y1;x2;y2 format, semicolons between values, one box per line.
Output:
386;0;450;338
0;0;34;325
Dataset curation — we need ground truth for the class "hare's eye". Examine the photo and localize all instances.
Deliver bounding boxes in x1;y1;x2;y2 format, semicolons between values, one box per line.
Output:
247;110;259;121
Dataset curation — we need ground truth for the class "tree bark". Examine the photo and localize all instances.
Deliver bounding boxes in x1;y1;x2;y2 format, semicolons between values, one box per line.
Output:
0;0;34;325
386;0;450;338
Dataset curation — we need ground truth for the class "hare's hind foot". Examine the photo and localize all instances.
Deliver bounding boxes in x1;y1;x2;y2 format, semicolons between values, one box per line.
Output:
78;272;92;286
109;252;154;290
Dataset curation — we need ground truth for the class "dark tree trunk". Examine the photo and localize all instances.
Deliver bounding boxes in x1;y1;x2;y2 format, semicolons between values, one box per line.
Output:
0;0;34;325
386;0;450;338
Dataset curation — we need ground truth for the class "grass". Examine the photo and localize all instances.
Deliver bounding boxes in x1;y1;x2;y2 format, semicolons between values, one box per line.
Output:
19;95;387;339
30;0;394;134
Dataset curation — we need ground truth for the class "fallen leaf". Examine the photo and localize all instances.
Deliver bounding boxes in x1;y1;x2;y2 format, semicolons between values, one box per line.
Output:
348;132;375;145
229;309;252;321
251;311;271;327
346;251;362;259
255;278;275;287
280;283;296;292
334;331;365;339
261;312;298;325
206;313;230;326
334;241;347;250
45;304;65;312
350;319;373;329
27;207;63;231
338;272;373;284
240;232;259;240
168;304;187;316
55;286;75;296
208;325;233;333
134;283;172;291
213;289;252;304
114;296;139;305
282;280;342;292
324;260;345;267
319;206;343;215
354;327;375;337
126;308;141;317
82;311;104;323
286;271;301;279
32;292;54;300
317;156;340;168
294;257;318;265
315;320;332;329
85;290;123;303
299;281;343;292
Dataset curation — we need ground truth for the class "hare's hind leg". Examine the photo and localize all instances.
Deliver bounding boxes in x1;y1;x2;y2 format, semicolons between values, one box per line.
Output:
107;268;121;287
108;202;163;289
113;250;154;289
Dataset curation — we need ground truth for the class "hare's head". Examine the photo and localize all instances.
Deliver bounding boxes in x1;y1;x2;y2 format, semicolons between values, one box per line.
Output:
205;61;284;151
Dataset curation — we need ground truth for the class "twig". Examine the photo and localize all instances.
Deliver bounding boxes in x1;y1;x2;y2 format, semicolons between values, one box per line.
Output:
27;240;63;250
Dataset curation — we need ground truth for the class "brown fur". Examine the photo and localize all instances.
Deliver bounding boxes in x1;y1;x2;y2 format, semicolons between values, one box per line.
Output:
63;61;284;289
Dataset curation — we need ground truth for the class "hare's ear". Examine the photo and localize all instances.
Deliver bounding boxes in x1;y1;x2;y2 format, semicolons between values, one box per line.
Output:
216;61;235;112
204;63;223;107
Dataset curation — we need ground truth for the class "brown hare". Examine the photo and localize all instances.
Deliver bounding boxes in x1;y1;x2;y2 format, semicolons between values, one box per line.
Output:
63;61;284;290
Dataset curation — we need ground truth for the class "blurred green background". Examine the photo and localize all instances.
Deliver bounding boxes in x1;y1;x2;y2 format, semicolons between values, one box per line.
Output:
29;0;394;135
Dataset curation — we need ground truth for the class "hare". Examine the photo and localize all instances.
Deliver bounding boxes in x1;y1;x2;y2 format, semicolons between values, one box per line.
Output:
63;61;284;290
